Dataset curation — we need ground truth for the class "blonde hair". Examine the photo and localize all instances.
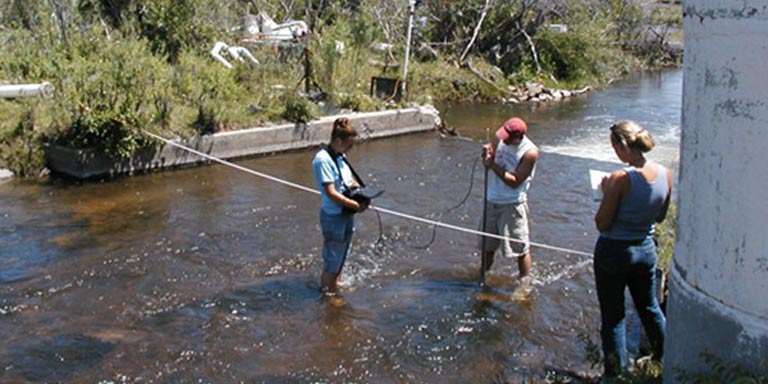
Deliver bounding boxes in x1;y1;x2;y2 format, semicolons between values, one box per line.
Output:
610;120;655;152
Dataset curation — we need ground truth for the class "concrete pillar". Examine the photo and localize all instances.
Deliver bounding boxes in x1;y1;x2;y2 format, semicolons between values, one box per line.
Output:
664;1;768;381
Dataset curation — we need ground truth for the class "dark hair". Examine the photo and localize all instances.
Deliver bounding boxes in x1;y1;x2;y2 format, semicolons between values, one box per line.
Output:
331;117;357;141
610;120;655;152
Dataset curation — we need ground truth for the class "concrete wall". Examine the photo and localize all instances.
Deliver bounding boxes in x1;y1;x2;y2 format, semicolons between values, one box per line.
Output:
664;1;768;380
45;107;440;179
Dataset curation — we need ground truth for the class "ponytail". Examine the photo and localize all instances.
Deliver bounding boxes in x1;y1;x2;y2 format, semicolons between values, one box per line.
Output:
610;121;655;152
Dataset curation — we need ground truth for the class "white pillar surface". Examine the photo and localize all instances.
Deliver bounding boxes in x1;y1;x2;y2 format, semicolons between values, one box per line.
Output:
664;0;768;380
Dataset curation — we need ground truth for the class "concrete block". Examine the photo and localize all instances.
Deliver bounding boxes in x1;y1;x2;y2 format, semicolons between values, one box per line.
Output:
44;107;439;179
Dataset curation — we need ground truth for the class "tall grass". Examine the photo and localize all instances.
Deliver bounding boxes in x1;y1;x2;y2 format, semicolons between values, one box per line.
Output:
1;0;680;176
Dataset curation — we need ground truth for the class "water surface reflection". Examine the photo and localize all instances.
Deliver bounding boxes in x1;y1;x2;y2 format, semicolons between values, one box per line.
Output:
0;70;682;382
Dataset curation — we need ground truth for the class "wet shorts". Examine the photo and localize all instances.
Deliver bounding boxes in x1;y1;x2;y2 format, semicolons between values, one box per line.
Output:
480;201;530;258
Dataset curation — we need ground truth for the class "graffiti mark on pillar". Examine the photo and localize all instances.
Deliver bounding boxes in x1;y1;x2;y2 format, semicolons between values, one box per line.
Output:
714;98;764;121
684;5;767;21
705;68;739;90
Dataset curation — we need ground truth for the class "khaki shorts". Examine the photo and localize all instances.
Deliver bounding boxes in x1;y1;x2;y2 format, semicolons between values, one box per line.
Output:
479;201;530;258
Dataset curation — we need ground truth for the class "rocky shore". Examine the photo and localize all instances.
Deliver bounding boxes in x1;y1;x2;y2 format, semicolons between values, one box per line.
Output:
502;82;592;104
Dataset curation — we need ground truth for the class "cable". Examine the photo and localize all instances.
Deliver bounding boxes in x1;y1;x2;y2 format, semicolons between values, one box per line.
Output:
142;130;593;258
450;156;481;210
408;155;480;249
407;214;438;250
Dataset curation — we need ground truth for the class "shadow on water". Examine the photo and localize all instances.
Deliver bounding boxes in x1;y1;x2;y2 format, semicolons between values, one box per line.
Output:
1;334;115;382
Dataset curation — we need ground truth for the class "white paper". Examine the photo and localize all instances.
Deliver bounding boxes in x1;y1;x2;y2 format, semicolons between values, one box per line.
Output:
589;169;610;201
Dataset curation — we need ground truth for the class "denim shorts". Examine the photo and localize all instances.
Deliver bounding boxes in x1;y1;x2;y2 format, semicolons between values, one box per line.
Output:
320;210;355;274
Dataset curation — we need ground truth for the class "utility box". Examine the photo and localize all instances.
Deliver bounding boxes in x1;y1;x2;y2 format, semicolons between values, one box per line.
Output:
370;77;402;102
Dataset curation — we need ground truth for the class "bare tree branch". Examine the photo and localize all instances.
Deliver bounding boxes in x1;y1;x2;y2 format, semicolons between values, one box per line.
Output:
459;0;494;64
48;0;68;43
278;0;293;16
519;22;541;73
464;59;516;97
369;1;407;63
371;6;392;42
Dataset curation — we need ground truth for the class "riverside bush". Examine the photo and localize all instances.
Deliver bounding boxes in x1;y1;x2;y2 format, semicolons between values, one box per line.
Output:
316;22;350;96
51;34;169;157
313;16;383;98
336;93;380;112
135;0;218;64
281;92;317;123
410;60;493;101
0;108;46;177
654;203;677;271
522;12;634;88
1;0;677;175
175;51;242;135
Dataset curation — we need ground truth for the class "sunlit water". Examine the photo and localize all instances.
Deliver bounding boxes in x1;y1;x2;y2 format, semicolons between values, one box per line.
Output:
0;70;681;383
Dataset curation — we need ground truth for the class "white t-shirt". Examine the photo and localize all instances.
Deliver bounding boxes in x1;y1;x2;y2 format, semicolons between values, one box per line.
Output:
487;136;537;204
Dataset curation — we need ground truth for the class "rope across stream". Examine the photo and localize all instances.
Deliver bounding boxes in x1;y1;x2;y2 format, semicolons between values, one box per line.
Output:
142;130;594;259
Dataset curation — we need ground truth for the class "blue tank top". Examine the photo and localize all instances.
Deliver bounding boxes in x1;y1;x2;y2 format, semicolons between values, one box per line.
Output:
601;164;669;240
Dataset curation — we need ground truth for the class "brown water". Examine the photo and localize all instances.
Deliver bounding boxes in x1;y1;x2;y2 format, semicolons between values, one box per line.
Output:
0;70;681;383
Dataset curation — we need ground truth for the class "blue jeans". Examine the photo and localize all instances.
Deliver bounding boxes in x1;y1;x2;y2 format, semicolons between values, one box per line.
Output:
320;210;354;274
593;236;666;377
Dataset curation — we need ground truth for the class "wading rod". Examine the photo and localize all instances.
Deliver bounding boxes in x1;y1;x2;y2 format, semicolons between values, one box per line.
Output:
480;128;489;285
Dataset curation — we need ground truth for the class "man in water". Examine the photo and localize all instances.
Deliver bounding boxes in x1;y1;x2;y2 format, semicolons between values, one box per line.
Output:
481;117;539;290
312;117;368;302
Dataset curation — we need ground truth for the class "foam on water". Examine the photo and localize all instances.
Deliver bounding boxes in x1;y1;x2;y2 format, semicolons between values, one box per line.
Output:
540;119;680;168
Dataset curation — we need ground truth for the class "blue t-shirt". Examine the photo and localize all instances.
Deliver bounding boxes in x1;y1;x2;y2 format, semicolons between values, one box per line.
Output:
312;148;354;214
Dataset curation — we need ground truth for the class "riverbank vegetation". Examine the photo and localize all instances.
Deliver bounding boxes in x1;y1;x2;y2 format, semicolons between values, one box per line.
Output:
1;0;682;176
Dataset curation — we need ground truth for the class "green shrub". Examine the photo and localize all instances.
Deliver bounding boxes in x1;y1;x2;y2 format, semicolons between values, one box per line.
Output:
410;60;487;101
63;108;149;159
0;29;60;83
49;33;171;156
281;93;317;123
0;108;46;176
649;5;683;27
336;93;380;112
0;0;682;176
315;21;352;96
654;202;677;271
135;0;218;64
531;23;630;87
175;51;242;134
606;0;645;47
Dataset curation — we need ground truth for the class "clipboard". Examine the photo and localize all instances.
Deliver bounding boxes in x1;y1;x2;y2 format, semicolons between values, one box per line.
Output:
589;169;610;201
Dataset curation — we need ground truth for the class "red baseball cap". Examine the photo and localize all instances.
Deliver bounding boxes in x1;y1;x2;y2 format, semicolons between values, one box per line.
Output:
496;117;528;141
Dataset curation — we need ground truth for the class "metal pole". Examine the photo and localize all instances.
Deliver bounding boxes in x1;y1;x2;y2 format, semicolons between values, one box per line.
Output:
401;0;416;101
0;82;55;99
480;128;490;285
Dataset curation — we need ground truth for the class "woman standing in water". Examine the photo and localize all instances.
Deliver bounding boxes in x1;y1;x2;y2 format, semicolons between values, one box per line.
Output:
312;117;368;302
593;121;673;379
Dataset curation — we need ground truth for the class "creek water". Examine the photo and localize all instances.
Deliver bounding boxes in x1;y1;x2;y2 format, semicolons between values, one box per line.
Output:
0;69;681;383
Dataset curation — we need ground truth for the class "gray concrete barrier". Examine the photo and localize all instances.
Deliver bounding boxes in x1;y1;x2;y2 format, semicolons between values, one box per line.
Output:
44;106;440;179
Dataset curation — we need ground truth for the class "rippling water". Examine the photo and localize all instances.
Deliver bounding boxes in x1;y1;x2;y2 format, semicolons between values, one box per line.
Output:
0;70;681;383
